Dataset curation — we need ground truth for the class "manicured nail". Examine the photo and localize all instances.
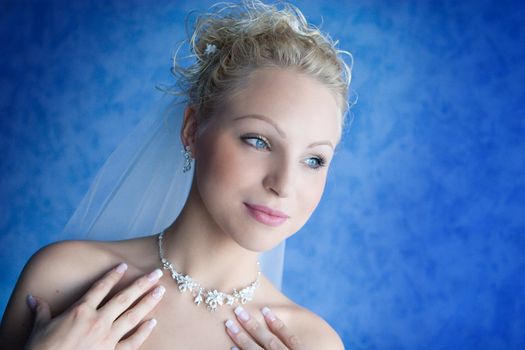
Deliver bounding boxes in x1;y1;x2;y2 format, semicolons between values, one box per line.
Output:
26;294;37;310
225;319;240;334
231;347;240;350
147;318;157;329
234;305;250;321
147;268;163;282
152;285;166;299
261;306;276;322
116;262;128;273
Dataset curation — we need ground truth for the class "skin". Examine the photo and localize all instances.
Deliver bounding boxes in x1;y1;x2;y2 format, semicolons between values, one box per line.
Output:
0;67;345;349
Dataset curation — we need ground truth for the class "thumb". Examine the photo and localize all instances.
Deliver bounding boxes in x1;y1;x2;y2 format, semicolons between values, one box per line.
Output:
27;294;51;327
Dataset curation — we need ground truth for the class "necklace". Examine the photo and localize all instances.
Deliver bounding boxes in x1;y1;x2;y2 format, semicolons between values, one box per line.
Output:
157;230;261;312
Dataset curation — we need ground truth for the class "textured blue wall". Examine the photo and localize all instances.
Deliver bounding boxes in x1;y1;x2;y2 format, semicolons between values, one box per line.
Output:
1;1;524;349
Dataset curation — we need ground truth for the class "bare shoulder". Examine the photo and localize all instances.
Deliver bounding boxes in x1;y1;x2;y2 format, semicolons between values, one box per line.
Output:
13;239;117;310
284;302;345;350
0;239;131;349
261;282;344;349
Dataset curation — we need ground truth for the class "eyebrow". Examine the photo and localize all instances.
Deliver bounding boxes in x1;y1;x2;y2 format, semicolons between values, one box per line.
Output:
233;114;334;149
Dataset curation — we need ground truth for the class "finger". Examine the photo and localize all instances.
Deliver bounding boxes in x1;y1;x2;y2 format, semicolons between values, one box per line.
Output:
82;262;128;308
261;307;303;348
112;285;165;340
100;268;163;321
115;318;157;350
26;293;38;312
233;306;288;349
28;295;51;329
225;318;263;350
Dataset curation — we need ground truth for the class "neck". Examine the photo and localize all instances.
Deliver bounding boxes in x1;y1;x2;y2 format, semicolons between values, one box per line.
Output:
160;182;261;292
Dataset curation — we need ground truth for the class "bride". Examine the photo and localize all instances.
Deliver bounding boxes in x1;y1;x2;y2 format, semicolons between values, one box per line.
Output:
0;1;352;349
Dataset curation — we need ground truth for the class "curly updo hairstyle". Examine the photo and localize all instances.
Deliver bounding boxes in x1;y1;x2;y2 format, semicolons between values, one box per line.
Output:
165;0;354;135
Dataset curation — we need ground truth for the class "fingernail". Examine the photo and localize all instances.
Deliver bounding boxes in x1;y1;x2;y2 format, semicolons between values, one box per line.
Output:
261;306;276;322
234;305;250;321
225;319;240;334
147;318;157;329
147;268;163;283
116;262;128;273
152;285;166;299
231;347;240;350
26;294;37;310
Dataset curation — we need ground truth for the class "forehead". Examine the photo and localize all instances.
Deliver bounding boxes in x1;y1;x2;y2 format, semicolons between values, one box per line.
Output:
216;67;342;144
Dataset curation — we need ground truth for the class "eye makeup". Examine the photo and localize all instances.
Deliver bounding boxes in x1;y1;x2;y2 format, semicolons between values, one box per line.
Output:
240;133;328;170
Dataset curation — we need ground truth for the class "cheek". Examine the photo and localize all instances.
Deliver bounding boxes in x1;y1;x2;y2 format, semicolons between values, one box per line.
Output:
286;174;327;237
197;135;230;186
195;131;253;194
304;173;327;208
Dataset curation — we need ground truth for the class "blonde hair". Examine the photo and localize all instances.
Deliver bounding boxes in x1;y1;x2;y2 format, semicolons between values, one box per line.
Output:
165;0;354;133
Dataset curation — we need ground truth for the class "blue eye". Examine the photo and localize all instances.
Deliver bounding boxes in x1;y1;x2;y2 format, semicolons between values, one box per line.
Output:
242;134;327;171
242;135;271;150
305;156;327;170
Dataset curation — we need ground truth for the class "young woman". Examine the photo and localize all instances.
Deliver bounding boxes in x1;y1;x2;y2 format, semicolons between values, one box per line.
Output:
0;1;352;349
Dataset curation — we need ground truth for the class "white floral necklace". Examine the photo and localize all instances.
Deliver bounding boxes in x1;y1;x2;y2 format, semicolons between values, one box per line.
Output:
157;230;261;312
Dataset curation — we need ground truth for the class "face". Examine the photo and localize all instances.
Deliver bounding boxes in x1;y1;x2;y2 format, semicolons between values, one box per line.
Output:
186;67;341;252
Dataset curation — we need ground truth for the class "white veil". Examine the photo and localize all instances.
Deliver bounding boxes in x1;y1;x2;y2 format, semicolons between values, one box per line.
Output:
61;94;286;290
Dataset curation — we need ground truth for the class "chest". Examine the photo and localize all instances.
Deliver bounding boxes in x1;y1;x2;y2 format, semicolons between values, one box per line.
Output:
140;317;234;349
137;288;262;349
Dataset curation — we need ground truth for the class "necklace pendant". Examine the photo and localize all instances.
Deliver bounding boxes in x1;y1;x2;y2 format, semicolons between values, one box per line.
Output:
226;295;235;305
193;293;202;305
206;290;224;312
194;289;204;306
207;301;218;312
178;275;193;292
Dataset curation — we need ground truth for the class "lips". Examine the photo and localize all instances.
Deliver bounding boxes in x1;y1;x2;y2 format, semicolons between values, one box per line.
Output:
244;202;289;227
244;203;289;218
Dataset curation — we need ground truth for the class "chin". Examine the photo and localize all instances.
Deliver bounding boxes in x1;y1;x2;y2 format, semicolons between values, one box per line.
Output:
233;237;278;253
229;228;287;253
235;225;300;253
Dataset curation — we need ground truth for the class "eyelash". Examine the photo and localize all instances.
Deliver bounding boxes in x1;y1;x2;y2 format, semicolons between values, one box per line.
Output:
241;134;327;171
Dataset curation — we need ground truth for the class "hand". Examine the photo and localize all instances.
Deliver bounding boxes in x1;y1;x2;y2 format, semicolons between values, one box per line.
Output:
225;306;304;350
24;263;166;350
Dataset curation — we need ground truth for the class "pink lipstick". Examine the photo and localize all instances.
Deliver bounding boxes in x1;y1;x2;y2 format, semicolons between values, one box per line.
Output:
244;202;289;227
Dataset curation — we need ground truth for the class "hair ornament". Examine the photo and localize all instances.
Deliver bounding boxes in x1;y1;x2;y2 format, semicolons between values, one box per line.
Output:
204;43;218;56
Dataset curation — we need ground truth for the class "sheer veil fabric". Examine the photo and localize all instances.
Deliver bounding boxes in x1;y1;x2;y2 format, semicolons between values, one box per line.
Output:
61;95;286;290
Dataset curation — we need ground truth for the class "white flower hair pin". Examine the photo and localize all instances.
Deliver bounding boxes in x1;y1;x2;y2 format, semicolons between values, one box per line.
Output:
204;43;218;56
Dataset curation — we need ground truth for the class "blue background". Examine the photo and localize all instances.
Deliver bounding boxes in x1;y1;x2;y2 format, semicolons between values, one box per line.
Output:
1;0;524;349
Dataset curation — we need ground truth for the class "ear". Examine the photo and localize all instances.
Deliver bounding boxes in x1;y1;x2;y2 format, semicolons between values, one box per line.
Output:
180;105;199;158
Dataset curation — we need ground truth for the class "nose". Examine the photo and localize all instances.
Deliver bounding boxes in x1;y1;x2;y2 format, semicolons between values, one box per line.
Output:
263;157;294;198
